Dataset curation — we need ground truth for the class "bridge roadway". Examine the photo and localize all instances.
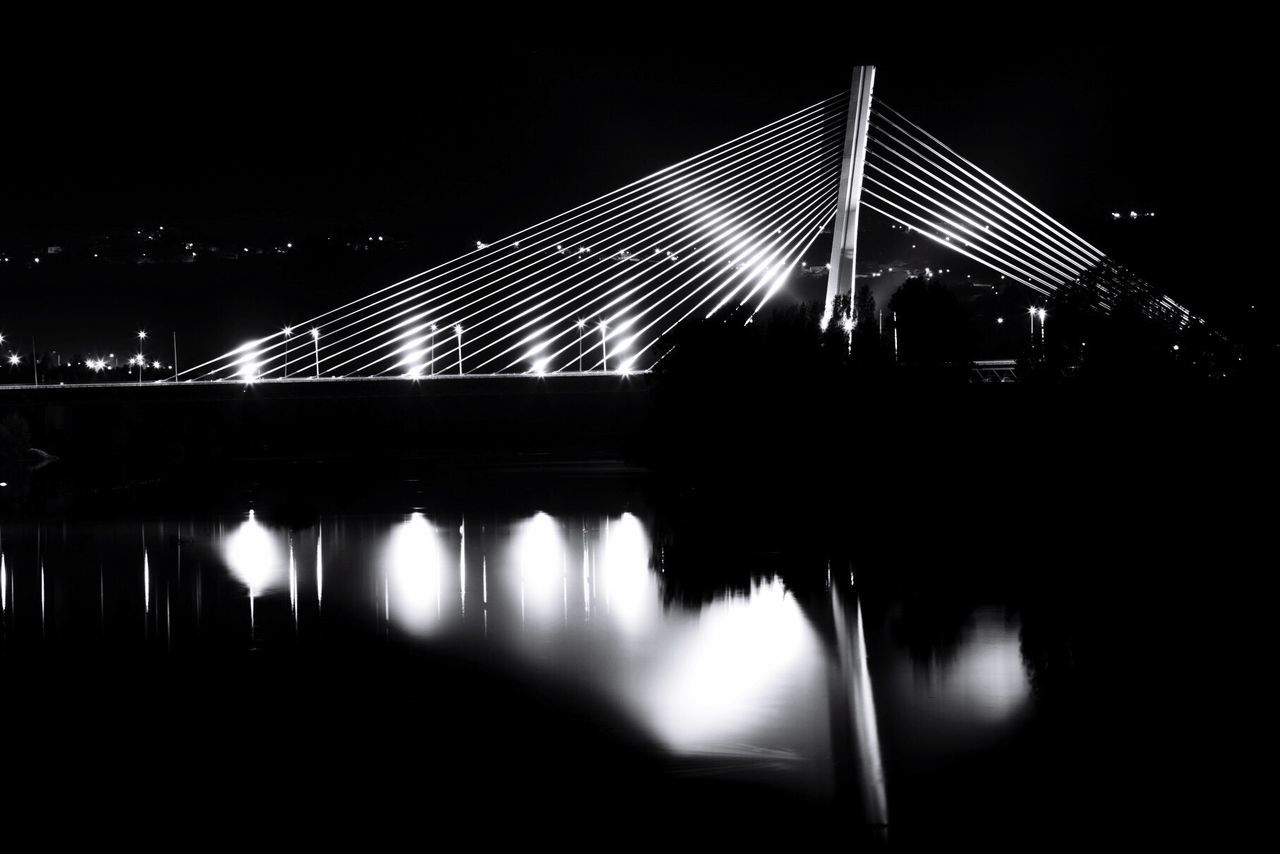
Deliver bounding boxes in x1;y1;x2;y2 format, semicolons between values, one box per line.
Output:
0;371;653;402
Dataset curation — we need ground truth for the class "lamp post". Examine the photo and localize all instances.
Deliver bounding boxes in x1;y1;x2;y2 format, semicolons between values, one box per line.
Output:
283;326;293;378
598;321;608;372
1037;308;1047;349
430;323;438;375
576;319;586;371
310;328;320;378
455;325;464;374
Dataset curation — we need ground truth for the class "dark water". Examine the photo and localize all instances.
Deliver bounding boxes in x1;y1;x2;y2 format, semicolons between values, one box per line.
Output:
0;491;1266;847
0;507;1040;842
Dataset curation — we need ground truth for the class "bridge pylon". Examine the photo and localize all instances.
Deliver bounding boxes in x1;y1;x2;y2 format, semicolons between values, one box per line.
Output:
821;65;876;331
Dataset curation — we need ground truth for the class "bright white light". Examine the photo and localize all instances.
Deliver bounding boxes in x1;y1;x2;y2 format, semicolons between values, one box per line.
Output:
616;356;637;375
599;513;656;636
283;326;293;337
1037;308;1047;322
531;357;550;376
512;512;565;627
237;357;260;383
138;331;147;340
310;328;320;340
235;342;262;382
575;319;586;330
639;578;822;752
222;511;288;598
941;617;1031;722
454;325;463;337
7;354;20;366
382;512;445;635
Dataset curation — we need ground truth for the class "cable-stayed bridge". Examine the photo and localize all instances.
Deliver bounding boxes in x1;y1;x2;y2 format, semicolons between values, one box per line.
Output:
124;67;1207;384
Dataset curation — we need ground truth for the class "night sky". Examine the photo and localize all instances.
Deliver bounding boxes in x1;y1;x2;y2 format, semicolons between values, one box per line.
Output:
1;13;1261;356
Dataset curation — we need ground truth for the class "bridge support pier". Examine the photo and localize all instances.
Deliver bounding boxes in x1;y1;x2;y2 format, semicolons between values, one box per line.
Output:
821;65;876;330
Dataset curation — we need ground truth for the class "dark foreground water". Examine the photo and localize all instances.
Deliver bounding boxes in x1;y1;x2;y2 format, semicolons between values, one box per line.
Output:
0;476;1271;848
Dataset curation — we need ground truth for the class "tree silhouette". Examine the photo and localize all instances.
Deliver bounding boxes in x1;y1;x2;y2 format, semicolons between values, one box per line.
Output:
888;277;971;380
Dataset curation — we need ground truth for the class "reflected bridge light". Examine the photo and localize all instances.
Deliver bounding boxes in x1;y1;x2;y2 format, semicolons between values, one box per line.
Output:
513;512;566;627
222;510;288;598
600;512;657;636
382;512;446;635
641;578;821;752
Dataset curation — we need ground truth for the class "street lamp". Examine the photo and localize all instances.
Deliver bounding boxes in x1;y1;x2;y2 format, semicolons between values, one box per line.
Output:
136;331;147;383
454;325;464;374
598;320;608;372
310;328;320;377
576;319;586;372
283;326;293;378
430;323;438;375
1037;308;1047;347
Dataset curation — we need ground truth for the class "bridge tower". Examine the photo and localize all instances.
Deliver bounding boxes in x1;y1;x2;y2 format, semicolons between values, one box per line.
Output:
821;65;876;330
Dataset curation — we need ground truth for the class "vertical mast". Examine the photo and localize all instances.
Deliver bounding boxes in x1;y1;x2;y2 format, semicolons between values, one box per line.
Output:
822;66;876;330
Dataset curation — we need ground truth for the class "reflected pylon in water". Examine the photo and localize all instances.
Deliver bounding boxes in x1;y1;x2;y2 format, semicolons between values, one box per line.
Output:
830;586;889;833
315;530;323;611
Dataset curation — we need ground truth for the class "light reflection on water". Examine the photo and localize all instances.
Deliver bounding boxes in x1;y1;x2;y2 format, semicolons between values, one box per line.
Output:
0;510;1034;822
